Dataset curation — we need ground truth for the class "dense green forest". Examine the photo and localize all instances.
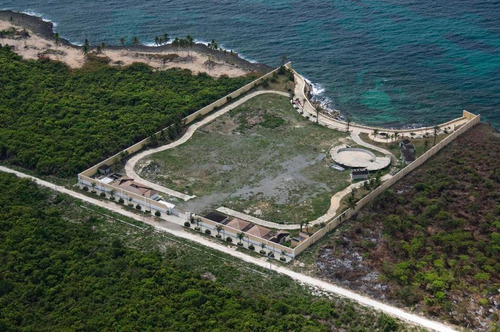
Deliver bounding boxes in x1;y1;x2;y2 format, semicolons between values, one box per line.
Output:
0;172;412;331
315;123;499;330
0;45;256;176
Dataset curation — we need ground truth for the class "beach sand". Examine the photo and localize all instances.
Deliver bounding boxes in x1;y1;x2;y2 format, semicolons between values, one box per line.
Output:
0;11;269;77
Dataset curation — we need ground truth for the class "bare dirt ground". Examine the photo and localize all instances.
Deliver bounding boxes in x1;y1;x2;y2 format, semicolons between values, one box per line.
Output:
0;12;268;77
138;94;350;223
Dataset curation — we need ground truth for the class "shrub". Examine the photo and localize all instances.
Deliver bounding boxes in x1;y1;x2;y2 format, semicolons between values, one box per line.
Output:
145;210;151;214
184;221;190;227
237;242;243;246
280;257;286;261
205;229;211;235
216;234;222;239
99;192;106;197
128;203;134;207
82;186;89;191
268;253;275;258
155;211;161;217
195;227;201;231
226;237;232;243
118;198;124;204
109;196;115;201
248;244;255;250
260;250;266;255
135;204;141;210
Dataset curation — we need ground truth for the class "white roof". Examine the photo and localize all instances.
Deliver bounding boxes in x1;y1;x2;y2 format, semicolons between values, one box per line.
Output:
157;200;175;209
100;177;114;184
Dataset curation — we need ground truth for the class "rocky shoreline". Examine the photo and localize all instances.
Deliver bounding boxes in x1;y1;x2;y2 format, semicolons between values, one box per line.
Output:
0;10;271;74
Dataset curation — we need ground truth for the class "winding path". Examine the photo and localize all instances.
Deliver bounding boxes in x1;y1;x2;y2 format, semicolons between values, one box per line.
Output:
124;90;290;201
0;166;457;332
292;70;469;141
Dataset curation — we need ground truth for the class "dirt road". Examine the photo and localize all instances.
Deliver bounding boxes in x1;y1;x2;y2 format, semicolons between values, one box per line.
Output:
1;166;457;332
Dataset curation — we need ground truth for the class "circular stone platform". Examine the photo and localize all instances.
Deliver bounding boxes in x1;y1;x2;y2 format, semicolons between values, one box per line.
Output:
331;145;391;171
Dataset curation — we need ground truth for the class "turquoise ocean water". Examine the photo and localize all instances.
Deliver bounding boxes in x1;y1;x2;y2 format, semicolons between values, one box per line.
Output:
1;0;499;128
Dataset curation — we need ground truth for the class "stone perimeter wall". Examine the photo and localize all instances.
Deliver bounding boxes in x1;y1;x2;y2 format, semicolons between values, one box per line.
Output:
78;63;292;178
293;111;480;257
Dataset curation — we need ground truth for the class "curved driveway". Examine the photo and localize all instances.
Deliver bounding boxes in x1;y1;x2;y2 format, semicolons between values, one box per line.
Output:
124;90;290;201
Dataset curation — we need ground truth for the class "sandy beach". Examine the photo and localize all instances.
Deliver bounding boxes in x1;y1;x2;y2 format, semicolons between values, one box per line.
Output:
0;11;270;77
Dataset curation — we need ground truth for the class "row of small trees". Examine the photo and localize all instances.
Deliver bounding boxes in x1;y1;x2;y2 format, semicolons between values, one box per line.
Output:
184;218;288;261
79;34;221;56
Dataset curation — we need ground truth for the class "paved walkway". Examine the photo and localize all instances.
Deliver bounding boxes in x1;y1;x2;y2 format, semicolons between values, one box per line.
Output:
0;166;457;332
292;70;469;141
124;90;290;201
217;173;393;231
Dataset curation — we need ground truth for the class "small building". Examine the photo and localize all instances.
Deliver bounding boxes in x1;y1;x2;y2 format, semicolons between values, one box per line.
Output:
291;232;310;247
399;139;415;153
204;211;228;224
401;149;416;164
246;224;272;240
351;167;369;181
111;177;159;199
98;164;112;175
270;230;291;244
226;218;252;231
399;139;416;164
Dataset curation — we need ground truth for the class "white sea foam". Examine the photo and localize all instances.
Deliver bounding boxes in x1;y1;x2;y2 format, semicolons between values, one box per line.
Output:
21;10;58;28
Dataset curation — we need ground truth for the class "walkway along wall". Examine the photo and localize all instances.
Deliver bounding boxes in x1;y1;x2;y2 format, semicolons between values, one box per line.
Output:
78;63;292;178
293;68;468;135
293;111;480;257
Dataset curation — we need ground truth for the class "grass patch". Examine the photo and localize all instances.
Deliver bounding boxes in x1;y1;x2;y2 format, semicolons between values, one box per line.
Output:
140;94;350;223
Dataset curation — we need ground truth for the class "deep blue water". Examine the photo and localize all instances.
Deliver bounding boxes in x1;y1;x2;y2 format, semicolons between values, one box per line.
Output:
2;0;499;128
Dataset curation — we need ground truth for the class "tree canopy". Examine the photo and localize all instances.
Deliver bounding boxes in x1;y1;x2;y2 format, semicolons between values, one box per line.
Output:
0;172;403;331
0;46;256;176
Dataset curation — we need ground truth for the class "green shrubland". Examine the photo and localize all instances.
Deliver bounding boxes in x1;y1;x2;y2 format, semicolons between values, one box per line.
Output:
0;172;417;331
0;45;256;176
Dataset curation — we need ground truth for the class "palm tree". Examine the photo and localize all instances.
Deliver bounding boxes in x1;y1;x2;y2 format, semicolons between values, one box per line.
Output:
208;39;218;50
237;232;244;245
100;42;106;54
304;220;310;233
186;35;194;57
281;54;288;66
91;182;96;192
82;39;90;55
109;189;116;198
163;33;169;45
346;117;351;132
154;36;160;46
120;37;126;46
347;192;357;210
172;37;180;51
423;139;429;153
433;125;439;146
195;218;201;229
281;250;287;260
132;36;140;46
54;33;60;48
215;225;223;238
372;128;379;139
299;221;304;232
260;243;266;253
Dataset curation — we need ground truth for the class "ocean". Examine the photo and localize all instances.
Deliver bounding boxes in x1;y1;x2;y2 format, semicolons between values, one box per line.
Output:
1;0;499;128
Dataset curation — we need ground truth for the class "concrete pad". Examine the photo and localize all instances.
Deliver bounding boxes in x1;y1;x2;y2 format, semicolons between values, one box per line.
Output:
331;145;390;171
